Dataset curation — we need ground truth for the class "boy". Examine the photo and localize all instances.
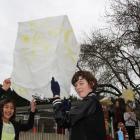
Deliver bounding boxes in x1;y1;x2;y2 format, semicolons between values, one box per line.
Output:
51;70;106;140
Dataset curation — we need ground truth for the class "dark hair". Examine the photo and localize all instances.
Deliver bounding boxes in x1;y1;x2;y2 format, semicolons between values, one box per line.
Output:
71;70;97;91
0;98;16;121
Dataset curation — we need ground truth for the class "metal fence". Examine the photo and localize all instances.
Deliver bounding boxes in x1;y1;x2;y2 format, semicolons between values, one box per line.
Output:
19;132;69;140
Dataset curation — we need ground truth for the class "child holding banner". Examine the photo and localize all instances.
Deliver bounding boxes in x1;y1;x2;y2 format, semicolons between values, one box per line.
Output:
0;78;36;140
51;70;106;140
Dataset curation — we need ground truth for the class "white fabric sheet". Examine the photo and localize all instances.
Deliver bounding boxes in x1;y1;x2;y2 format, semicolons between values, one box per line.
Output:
11;15;79;101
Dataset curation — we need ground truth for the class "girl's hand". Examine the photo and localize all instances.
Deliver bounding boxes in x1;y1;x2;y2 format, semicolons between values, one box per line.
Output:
2;78;11;91
30;99;36;113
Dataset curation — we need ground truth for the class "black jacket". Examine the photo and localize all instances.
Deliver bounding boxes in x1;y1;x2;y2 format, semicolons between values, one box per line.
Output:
0;112;35;140
53;93;106;140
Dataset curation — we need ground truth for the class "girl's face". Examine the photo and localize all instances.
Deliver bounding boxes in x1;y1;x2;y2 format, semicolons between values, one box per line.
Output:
2;102;14;122
74;76;93;98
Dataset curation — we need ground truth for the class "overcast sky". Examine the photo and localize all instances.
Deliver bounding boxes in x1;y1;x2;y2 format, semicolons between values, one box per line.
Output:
0;0;108;83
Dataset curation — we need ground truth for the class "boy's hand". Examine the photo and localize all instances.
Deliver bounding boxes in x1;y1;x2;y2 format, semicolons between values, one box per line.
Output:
51;77;60;97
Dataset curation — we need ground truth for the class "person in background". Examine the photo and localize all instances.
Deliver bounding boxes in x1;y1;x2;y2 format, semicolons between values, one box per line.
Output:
51;71;106;140
124;105;136;140
105;118;113;140
114;99;125;131
116;122;127;140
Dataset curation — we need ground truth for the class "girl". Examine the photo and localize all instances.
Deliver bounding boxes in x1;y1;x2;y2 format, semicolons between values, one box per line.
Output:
0;98;36;140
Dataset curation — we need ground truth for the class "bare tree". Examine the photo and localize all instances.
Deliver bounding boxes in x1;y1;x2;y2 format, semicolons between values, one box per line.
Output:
79;30;140;99
107;0;140;48
78;0;140;102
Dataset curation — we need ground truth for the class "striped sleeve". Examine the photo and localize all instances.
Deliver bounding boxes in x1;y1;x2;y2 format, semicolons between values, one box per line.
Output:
52;98;62;106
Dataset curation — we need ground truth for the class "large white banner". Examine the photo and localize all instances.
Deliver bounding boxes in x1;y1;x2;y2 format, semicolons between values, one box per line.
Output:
11;15;79;101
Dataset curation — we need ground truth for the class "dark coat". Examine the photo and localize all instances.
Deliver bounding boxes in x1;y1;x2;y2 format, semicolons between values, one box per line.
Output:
53;93;106;140
0;112;35;140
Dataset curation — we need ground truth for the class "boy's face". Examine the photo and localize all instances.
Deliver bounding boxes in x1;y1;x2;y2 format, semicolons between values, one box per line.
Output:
74;76;93;98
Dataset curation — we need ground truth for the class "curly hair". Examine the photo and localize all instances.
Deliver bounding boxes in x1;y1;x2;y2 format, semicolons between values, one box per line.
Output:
71;70;97;91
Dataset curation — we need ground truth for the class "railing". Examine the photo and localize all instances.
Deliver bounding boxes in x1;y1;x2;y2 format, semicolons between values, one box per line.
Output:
19;132;69;140
19;121;140;140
